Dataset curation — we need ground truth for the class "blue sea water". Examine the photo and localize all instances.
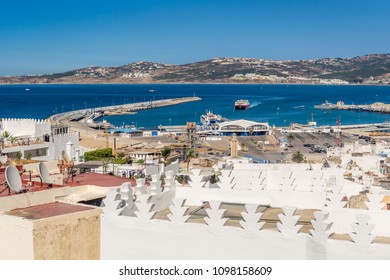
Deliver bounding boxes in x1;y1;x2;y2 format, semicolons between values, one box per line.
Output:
1;84;390;128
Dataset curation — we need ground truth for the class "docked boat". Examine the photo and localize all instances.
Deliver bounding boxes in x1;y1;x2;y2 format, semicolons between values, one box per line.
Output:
314;100;337;110
200;111;223;130
234;99;250;110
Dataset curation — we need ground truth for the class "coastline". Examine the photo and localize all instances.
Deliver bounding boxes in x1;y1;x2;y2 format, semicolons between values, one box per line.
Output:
0;82;389;86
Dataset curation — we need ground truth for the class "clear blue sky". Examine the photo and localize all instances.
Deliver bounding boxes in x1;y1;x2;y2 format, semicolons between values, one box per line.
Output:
1;0;389;75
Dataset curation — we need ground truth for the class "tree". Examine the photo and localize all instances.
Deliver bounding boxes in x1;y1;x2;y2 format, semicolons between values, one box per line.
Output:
161;146;172;162
292;151;304;163
186;149;196;171
287;133;295;144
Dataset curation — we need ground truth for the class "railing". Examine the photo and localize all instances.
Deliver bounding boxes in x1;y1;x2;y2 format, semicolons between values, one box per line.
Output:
1;135;50;148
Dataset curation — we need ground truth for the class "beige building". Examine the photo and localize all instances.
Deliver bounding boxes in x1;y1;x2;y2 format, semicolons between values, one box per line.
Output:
0;200;101;260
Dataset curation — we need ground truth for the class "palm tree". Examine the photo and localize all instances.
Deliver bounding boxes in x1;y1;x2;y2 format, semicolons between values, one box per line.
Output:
292;151;304;163
287;133;295;144
161;146;172;162
2;131;11;139
186;149;196;171
8;136;18;144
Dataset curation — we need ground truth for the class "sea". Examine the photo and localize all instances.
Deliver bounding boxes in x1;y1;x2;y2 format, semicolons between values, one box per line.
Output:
1;84;390;129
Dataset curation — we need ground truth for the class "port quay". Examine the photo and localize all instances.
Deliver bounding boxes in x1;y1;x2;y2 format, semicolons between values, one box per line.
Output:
50;96;201;125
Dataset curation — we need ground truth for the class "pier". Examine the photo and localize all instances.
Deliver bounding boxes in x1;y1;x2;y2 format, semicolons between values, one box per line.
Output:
49;96;201;126
315;101;390;114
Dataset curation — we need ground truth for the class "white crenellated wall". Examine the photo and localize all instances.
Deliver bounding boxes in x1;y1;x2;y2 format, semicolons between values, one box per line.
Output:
1;118;50;138
327;208;390;236
176;187;326;208
101;216;390;260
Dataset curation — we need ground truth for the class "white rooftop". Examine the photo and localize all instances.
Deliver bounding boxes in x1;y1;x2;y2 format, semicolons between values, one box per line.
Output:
219;119;269;129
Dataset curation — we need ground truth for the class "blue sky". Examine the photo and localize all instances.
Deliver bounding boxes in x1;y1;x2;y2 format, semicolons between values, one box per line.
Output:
1;0;389;75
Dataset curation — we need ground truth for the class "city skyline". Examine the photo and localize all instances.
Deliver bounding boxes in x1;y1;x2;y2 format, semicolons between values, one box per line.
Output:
1;0;389;75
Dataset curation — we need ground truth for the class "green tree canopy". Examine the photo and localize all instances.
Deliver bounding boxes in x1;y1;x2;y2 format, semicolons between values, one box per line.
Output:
292;151;304;163
161;146;172;161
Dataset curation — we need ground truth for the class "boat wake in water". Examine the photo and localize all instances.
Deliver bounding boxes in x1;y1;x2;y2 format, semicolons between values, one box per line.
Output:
250;101;261;108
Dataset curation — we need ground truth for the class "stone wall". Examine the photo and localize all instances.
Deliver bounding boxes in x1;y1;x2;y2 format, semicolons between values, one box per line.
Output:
33;209;101;260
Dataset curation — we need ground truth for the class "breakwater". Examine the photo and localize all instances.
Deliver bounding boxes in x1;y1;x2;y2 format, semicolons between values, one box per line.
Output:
50;96;201;125
315;101;390;114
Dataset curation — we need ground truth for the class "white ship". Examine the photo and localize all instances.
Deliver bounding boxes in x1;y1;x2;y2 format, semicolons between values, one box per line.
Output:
200;111;223;130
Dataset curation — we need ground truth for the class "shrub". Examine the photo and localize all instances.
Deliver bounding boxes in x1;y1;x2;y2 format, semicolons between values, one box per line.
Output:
26;151;32;160
84;148;113;161
16;151;22;160
292;151;304;163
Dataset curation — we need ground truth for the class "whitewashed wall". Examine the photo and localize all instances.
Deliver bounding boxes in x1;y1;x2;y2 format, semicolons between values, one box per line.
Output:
176;187;326;208
52;132;80;160
0;215;34;260
101;217;390;260
328;208;390;236
1;118;50;138
101;217;308;260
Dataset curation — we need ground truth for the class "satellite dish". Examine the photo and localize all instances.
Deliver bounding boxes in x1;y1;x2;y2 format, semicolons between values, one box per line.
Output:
5;166;23;193
39;162;53;188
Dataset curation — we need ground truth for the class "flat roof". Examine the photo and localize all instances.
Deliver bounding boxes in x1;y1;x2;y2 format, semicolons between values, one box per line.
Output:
0;172;133;197
4;201;95;219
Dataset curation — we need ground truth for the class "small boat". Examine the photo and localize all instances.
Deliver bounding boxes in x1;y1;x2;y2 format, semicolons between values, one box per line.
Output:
25;88;31;91
148;89;156;92
234;99;250;110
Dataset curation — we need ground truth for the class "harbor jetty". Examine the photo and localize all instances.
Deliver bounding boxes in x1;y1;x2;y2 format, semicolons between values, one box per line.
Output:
315;101;390;114
49;96;201;126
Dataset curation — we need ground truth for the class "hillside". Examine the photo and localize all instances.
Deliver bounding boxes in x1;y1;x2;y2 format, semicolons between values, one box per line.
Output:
1;54;390;85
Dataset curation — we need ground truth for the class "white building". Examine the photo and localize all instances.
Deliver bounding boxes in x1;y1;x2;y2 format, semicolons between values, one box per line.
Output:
0;118;80;162
217;119;270;136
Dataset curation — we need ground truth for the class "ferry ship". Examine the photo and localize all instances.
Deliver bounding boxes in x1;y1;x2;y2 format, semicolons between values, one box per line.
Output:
200;111;223;130
234;99;250;110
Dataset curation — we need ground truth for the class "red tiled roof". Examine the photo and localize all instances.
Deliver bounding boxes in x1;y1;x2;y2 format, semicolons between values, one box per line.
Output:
0;172;134;197
66;172;133;187
5;201;95;219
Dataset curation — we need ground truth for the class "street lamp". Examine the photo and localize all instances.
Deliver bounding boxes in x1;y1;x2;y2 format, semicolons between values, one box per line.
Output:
248;127;254;157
